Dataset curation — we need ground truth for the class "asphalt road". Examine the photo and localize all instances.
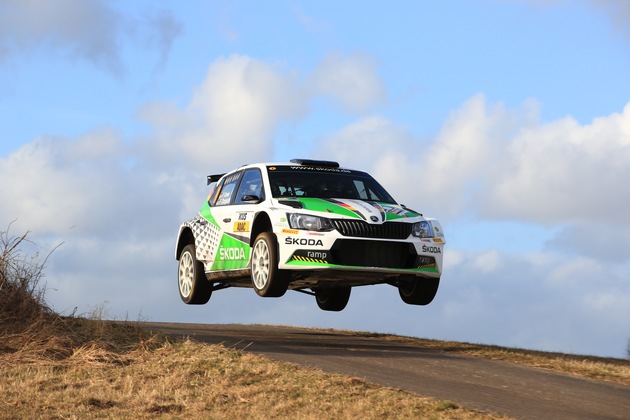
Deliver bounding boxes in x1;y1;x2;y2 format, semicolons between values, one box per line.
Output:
141;322;630;419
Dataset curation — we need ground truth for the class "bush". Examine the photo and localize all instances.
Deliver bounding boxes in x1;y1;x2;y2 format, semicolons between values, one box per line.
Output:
0;227;97;359
0;227;53;331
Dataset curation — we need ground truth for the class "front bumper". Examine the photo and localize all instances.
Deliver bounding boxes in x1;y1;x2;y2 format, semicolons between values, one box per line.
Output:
281;237;442;278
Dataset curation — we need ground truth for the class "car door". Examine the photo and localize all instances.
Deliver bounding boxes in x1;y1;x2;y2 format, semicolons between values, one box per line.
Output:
207;171;243;270
209;169;264;271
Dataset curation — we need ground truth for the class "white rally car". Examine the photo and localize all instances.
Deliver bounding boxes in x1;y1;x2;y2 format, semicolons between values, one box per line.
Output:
175;159;445;311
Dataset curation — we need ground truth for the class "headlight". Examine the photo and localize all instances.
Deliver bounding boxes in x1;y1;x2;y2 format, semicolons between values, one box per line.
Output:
412;221;434;238
288;213;334;232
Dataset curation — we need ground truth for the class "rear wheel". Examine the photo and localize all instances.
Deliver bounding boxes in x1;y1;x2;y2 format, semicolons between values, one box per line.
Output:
315;287;351;311
398;276;439;305
251;232;288;297
178;244;212;304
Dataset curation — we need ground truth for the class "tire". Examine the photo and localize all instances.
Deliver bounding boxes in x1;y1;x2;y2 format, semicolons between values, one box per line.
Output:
178;244;212;304
315;287;351;311
251;232;288;297
398;276;439;305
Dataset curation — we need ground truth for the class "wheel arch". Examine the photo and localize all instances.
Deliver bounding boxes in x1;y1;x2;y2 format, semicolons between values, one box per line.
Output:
250;212;272;246
176;226;195;260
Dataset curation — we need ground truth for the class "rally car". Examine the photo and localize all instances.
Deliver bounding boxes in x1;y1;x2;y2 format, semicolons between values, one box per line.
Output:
175;159;445;311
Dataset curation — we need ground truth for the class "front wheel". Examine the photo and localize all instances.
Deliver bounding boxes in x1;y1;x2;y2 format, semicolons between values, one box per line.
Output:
178;244;212;304
398;276;439;305
251;232;288;297
315;287;351;311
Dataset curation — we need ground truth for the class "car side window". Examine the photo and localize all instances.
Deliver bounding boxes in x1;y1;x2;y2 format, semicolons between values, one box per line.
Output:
235;169;264;204
214;172;242;206
207;180;221;206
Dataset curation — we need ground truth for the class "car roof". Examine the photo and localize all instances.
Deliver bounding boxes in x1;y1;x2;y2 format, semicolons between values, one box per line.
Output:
208;159;361;184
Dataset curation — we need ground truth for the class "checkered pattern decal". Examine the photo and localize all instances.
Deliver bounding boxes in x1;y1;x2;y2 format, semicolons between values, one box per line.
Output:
184;217;222;265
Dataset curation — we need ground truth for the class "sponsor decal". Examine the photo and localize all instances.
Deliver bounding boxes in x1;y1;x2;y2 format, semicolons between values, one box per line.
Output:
234;221;250;232
223;173;241;184
307;251;328;259
289;250;331;264
352;200;383;222
421;245;442;254
324;198;366;220
285;237;324;246
282;228;299;235
238;213;247;221
268;166;277;171
367;201;386;221
382;205;409;217
416;262;438;270
219;247;246;260
289;166;351;173
211;234;249;270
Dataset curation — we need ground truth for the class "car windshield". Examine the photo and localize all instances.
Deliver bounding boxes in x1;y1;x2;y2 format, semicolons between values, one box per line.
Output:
267;165;397;204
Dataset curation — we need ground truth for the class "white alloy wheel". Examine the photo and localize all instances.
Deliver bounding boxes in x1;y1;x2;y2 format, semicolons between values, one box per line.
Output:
252;237;270;291
250;232;288;297
178;244;211;304
178;249;195;299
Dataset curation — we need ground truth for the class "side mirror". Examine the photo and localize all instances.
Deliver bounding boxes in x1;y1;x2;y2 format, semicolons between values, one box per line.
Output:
241;195;262;204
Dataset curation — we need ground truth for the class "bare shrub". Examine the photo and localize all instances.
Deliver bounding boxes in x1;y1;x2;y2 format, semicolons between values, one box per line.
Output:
0;226;54;334
0;225;82;358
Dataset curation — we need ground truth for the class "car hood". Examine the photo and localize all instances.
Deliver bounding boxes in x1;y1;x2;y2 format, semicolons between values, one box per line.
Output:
275;197;421;223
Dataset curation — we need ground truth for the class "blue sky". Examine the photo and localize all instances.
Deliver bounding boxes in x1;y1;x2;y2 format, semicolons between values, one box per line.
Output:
1;0;629;358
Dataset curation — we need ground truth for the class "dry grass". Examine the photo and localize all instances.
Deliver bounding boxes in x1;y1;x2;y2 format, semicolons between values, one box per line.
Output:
0;336;507;419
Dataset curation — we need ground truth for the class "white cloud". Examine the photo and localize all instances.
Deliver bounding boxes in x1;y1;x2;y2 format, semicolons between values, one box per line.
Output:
308;52;386;113
0;127;188;239
138;55;307;172
316;116;415;168
0;52;319;249
482;103;630;225
325;95;630;229
0;128;122;236
0;0;181;75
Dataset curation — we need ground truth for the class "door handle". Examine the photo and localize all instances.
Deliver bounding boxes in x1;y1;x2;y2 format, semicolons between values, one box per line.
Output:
223;218;231;223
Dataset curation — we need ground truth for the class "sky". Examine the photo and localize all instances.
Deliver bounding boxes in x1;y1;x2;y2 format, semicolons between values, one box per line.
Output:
1;0;629;358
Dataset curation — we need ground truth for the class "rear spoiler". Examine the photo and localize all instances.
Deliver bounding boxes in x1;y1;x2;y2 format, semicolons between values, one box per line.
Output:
207;174;225;185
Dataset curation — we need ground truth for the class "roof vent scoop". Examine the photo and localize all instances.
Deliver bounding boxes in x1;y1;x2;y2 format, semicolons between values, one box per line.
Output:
290;158;340;168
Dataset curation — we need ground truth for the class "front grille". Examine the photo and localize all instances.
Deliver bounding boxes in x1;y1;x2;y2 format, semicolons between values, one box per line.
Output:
331;219;411;239
331;239;417;268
